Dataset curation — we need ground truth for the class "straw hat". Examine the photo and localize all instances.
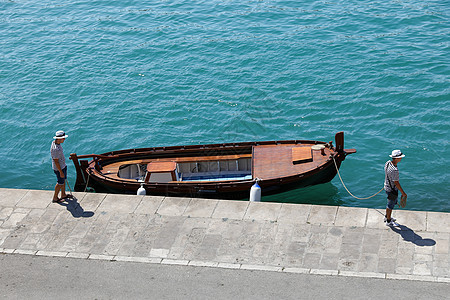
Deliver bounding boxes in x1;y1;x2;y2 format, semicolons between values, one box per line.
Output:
53;130;68;139
389;149;405;159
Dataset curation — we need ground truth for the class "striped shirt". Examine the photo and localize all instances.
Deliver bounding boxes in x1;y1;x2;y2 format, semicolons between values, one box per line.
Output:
384;160;399;192
50;141;66;171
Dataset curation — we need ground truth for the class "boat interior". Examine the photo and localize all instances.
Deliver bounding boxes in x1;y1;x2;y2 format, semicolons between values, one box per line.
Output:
101;143;332;184
111;155;253;183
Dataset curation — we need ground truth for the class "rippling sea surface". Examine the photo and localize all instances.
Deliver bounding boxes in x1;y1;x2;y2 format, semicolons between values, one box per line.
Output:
1;0;448;212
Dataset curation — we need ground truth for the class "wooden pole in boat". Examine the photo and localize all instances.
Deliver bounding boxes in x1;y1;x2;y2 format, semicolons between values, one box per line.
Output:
69;153;86;190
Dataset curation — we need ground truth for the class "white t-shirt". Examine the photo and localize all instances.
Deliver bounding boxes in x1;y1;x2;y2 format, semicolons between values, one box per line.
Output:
51;141;66;171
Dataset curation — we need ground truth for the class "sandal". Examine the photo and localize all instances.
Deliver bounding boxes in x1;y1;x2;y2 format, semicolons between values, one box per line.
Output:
52;198;64;203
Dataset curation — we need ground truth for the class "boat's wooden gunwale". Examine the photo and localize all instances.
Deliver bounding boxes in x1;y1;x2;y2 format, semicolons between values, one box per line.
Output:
99;140;324;158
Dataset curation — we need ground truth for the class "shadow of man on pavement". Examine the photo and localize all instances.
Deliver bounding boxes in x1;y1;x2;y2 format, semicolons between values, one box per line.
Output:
390;224;436;247
58;196;95;218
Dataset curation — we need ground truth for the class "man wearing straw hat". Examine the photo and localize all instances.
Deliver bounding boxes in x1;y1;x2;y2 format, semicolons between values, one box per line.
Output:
51;130;73;203
384;149;407;226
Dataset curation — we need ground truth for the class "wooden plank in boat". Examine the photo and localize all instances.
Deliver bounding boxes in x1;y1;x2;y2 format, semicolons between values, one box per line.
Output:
253;144;328;180
146;161;177;173
292;147;312;164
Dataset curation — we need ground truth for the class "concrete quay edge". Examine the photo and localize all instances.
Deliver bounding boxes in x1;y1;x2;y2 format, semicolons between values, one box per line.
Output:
0;188;449;283
1;248;449;283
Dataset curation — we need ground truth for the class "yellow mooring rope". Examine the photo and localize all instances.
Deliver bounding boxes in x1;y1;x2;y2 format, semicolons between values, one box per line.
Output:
332;156;384;200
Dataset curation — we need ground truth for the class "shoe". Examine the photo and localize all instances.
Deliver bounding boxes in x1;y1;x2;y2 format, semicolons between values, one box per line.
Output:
386;220;399;227
384;216;396;223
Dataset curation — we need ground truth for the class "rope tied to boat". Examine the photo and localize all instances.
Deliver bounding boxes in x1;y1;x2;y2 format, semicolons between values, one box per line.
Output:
332;156;384;200
84;171;91;193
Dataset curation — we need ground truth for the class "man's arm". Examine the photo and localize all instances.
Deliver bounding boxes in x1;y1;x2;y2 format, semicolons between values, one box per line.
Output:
394;181;406;196
53;158;65;178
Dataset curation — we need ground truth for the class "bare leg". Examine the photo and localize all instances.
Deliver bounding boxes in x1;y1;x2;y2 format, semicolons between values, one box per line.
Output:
53;184;63;201
60;181;67;198
385;208;392;221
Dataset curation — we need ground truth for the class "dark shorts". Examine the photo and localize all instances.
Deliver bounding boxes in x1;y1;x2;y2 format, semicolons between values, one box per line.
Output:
386;190;398;210
54;166;67;185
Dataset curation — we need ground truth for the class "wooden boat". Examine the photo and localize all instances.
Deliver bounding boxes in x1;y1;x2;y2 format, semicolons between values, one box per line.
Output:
70;132;356;199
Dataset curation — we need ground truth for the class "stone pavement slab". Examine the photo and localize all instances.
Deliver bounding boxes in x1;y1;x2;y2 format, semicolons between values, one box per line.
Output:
212;200;248;220
244;201;281;221
427;211;450;233
16;190;54;209
183;198;218;218
278;203;311;224
157;197;191;216
97;194;143;213
0;188;449;283
335;206;367;227
0;189;28;207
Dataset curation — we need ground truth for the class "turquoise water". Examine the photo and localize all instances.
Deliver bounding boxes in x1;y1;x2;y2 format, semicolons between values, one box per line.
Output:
1;1;448;212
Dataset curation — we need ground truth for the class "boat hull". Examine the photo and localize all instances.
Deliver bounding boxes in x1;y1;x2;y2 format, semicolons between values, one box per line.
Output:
83;159;341;199
70;133;354;199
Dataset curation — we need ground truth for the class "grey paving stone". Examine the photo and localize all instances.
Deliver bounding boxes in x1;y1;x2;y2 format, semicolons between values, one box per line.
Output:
306;232;327;253
1;211;29;229
342;227;364;245
434;238;449;254
335;207;367;227
1;188;449;282
244;201;281;221
339;240;362;261
323;231;342;254
135;196;164;214
0;189;28;207
394;210;427;231
76;212;112;253
413;262;432;276
320;253;339;270
0;228;12;246
0;207;14;223
307;205;337;225
338;258;359;272
358;253;379;272
1;225;28;249
212;200;248;220
157;197;191;216
78;193;107;211
362;232;381;254
152;216;186;249
183;198;218;218
427;211;450;233
278;203;311;224
97;194;143;214
19;233;42;250
16;190;54;209
302;252;321;269
378;257;397;273
366;209;387;229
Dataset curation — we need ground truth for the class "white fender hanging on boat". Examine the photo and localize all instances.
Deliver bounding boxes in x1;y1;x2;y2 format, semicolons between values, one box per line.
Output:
249;180;261;202
137;183;146;195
